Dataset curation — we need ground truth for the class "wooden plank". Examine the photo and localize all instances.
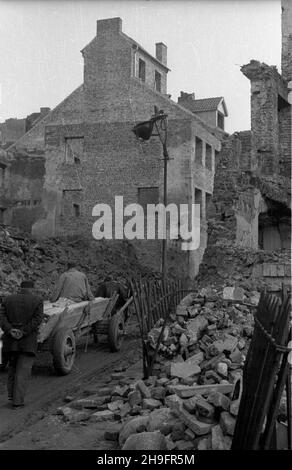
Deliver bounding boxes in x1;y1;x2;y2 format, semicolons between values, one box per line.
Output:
169;383;235;398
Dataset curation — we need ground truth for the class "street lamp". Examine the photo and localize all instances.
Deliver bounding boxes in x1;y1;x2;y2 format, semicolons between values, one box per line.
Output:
132;108;169;280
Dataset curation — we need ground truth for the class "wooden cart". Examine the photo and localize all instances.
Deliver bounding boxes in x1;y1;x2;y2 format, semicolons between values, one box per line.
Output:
37;295;133;375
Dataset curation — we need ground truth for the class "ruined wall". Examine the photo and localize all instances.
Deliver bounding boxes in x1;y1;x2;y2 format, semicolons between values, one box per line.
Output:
1;155;45;232
0;118;26;147
8;17;222;281
282;0;292;82
278;102;291;176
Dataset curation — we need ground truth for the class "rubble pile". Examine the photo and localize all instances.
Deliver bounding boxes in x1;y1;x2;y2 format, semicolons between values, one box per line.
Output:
54;287;258;450
197;240;290;292
0;226;158;298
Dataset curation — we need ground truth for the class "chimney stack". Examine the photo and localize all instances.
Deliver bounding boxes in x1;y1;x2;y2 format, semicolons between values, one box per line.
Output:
155;42;167;66
96;18;122;36
177;91;195;105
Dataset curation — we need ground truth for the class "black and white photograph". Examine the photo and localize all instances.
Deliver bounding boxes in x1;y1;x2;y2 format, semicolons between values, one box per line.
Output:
0;0;291;456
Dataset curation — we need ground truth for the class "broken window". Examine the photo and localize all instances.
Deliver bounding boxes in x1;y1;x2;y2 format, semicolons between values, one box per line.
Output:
217;112;224;130
195;137;203;165
258;199;291;251
73;203;80;217
155;71;162;92
138;59;146;82
205;144;212;170
194;187;203;218
65;137;84;164
205;192;213;219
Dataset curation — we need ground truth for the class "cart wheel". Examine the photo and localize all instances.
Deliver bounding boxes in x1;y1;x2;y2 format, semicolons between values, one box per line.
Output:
52;327;76;375
108;314;124;352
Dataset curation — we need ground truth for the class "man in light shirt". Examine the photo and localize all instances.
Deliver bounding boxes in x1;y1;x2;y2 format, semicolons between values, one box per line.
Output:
50;263;94;303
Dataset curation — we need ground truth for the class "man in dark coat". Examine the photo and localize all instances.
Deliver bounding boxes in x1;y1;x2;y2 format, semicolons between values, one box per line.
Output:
0;280;43;408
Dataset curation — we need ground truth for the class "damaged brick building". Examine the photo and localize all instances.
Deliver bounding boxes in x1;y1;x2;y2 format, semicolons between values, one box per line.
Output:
198;0;291;293
1;17;226;280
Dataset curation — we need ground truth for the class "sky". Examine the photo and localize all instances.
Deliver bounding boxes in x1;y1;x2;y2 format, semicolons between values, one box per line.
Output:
0;0;282;133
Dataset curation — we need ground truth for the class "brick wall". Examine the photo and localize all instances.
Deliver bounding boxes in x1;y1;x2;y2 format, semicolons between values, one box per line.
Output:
7;17;222;281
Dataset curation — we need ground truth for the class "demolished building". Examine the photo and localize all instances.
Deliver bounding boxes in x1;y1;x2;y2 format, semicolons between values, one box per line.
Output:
199;0;291;293
1;17;227;281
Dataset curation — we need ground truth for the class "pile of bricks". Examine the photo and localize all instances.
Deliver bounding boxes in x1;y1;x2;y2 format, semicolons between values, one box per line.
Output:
55;286;258;450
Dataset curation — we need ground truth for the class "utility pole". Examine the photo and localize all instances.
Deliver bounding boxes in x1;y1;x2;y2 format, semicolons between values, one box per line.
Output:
132;107;169;280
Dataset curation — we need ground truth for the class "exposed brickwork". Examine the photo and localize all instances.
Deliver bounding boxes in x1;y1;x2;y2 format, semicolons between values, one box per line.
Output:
282;0;292;82
200;6;291;292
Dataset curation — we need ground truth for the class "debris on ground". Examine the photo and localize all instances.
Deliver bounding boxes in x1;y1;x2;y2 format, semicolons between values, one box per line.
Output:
51;287;260;450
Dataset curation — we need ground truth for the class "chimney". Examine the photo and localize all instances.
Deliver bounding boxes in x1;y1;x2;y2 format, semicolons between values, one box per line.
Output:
177;91;195;105
155;42;167;66
96;18;122;36
40;107;51;116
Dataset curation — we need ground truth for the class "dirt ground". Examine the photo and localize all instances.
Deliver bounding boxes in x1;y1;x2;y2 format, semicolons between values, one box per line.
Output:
0;334;143;450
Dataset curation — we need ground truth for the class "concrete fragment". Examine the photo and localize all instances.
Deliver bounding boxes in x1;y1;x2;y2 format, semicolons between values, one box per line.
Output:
104;424;122;441
197;437;211;450
171;421;186;440
223;287;245;301
122;431;167;450
107;400;123;411
136;380;151;398
56;406;90;423
165;394;183;408
195;397;215;419
113;384;129;397
175;440;195;450
220;411;236;435
120;403;132;418
142;398;162;410
180;293;197;307
151;386;166;400
176;305;188;317
205;370;221;383
169;383;234;398
207;392;231;411
229;400;240;417
216;362;228;378
172;403;213;435
186;316;208;343
211;424;227;450
165;436;177;450
90;410;114;422
170;360;201;379
119;416;149;446
148;407;172;432
183;396;200;413
230;349;243;363
128;390;142;407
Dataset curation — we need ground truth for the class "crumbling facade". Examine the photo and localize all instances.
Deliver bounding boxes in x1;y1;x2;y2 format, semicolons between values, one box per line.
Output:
3;17;226;281
199;0;291;292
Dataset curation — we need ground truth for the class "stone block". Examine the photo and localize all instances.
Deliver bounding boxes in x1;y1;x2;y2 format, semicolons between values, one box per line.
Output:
220;411;236;435
122;431;167;450
90;410;114;422
142;398;162;411
119;416;149;446
207;392;231;411
136;380;151;398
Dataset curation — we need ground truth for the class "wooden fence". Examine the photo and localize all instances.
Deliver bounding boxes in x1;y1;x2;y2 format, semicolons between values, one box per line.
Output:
232;285;291;450
130;278;186;378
